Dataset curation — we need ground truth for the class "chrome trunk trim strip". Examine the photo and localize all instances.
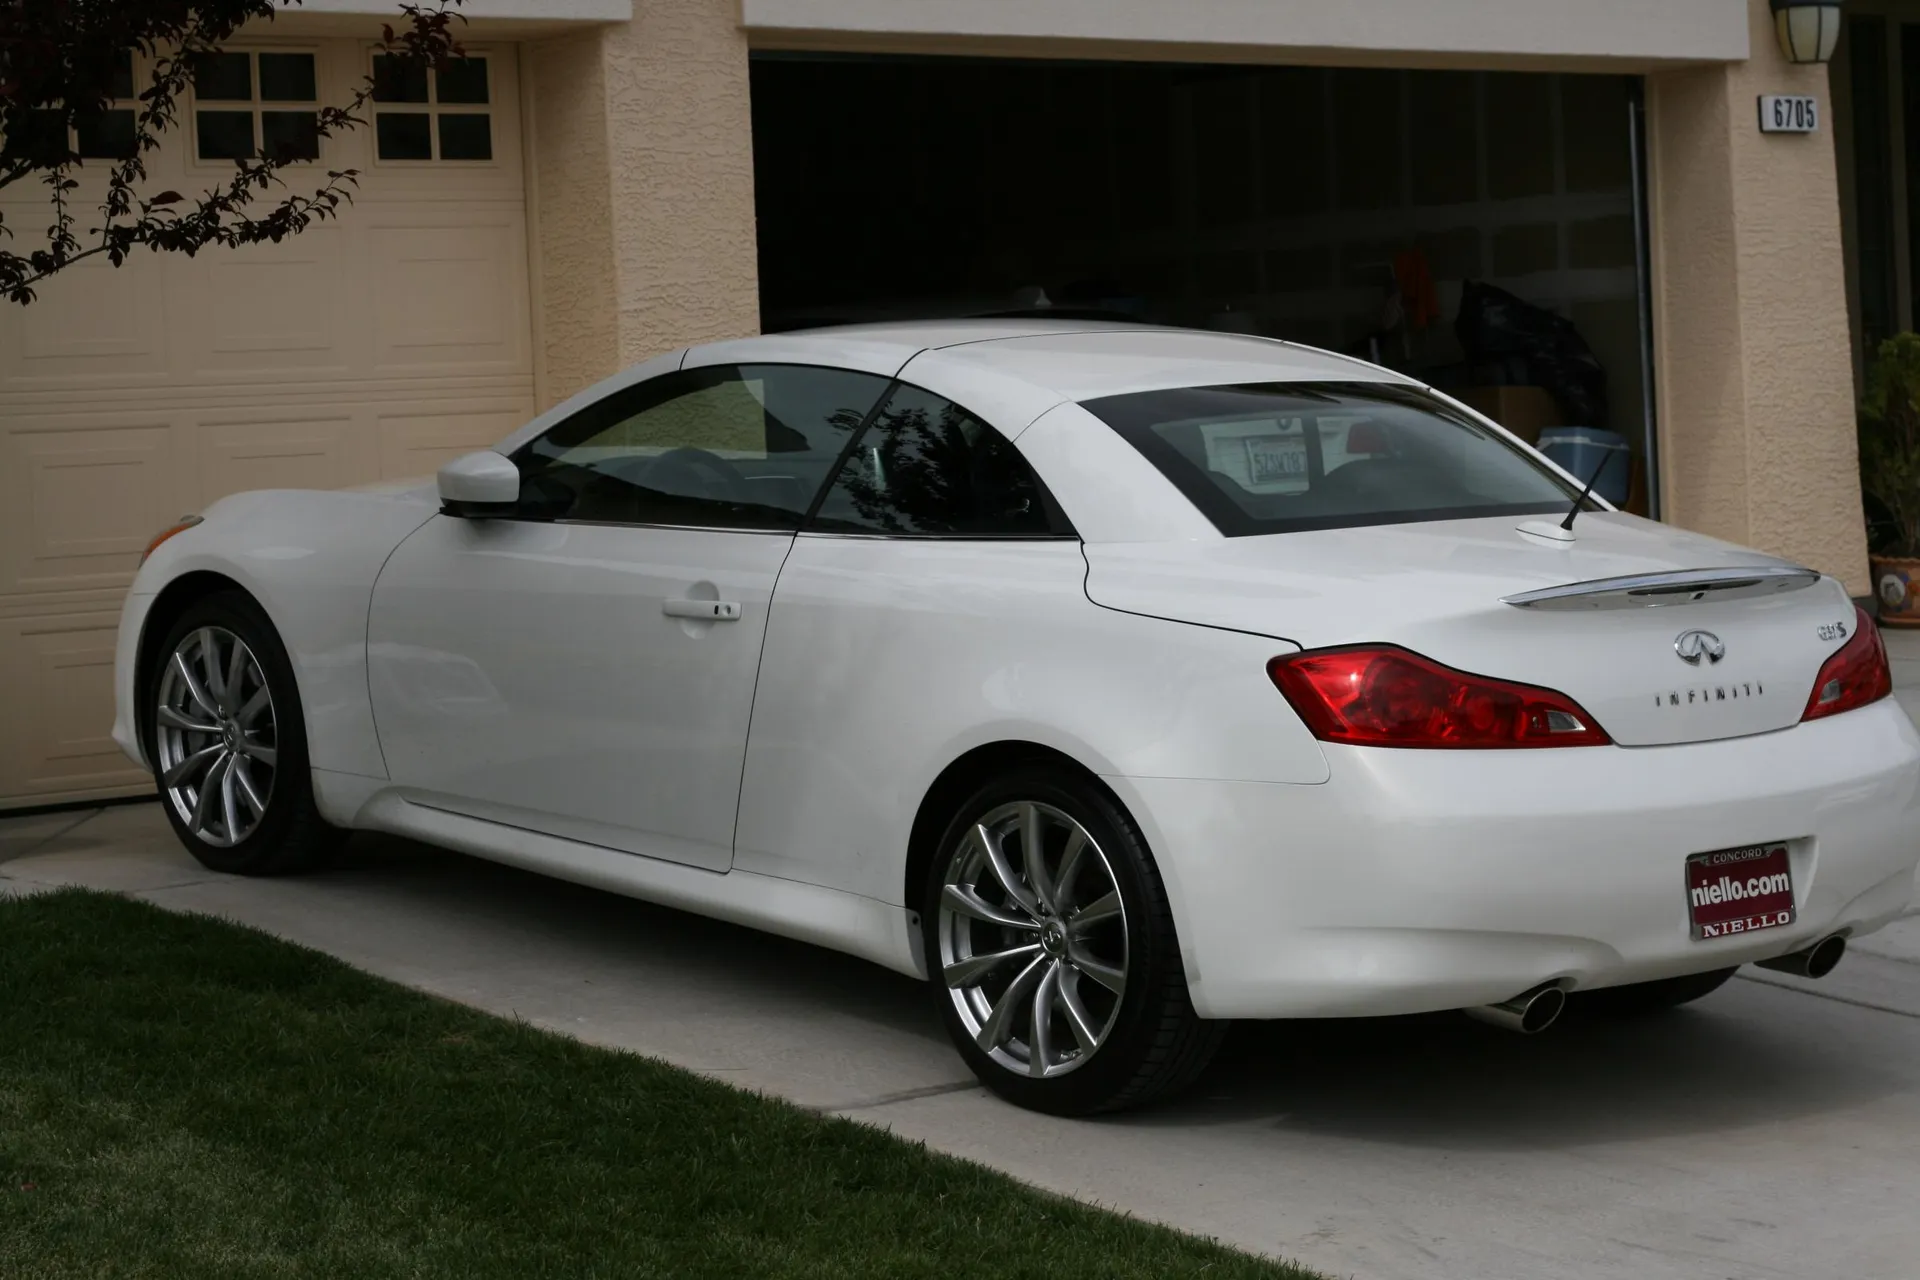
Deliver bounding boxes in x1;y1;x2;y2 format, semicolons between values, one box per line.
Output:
1502;566;1821;610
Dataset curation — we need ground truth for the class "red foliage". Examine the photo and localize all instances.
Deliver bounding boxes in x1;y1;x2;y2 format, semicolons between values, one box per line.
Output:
0;0;467;303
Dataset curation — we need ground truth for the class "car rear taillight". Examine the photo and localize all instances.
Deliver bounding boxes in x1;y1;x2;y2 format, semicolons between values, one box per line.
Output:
1801;606;1891;723
1267;645;1612;749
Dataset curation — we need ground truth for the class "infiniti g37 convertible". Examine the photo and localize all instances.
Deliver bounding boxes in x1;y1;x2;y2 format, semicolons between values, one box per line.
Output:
114;322;1920;1115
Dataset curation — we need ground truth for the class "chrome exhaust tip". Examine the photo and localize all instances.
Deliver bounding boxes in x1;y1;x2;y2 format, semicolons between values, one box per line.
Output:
1465;981;1568;1035
1753;933;1847;979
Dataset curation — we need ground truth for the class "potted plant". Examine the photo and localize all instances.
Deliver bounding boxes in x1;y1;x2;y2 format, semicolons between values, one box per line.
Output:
1859;333;1920;625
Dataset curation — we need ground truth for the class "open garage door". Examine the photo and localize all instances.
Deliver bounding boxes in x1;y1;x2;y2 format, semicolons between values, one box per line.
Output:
0;37;535;808
750;53;1658;513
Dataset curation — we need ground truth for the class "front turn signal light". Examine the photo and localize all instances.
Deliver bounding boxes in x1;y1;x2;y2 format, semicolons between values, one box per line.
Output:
140;515;203;565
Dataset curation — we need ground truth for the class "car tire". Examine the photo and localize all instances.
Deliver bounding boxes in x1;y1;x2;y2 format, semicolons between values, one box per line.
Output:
1581;966;1739;1016
145;590;344;876
922;766;1224;1116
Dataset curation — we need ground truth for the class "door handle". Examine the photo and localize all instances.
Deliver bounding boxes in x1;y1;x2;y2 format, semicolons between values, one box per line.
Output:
663;598;741;621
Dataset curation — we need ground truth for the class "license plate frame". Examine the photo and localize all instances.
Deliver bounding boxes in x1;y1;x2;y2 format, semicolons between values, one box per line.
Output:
1686;843;1795;940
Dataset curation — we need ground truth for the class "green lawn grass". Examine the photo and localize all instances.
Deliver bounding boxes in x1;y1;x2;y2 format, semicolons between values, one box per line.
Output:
0;890;1321;1279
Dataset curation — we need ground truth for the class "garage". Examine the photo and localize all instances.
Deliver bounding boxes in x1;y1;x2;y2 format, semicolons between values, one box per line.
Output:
0;36;535;808
750;54;1659;515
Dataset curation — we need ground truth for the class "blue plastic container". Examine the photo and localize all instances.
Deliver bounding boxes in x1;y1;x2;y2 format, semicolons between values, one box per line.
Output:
1535;427;1632;506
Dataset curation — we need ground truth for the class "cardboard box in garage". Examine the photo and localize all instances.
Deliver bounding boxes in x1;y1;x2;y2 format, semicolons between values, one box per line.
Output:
1451;386;1563;446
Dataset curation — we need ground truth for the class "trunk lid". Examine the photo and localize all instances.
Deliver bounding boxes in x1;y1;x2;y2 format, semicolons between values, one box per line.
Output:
1083;513;1855;747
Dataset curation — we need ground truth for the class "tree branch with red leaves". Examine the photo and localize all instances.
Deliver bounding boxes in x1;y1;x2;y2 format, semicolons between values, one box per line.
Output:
0;0;467;304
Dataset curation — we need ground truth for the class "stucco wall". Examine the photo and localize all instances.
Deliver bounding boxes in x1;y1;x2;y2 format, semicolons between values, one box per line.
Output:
523;0;760;406
524;34;620;405
602;0;761;366
1649;0;1868;593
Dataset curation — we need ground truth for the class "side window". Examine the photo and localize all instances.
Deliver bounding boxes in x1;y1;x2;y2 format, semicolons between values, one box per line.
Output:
514;364;891;529
812;385;1064;537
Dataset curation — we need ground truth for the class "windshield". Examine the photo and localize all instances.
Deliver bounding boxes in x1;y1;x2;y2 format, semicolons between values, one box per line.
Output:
1080;382;1585;537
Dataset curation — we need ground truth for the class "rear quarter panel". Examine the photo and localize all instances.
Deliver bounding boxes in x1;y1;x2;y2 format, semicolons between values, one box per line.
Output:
118;489;436;782
733;536;1330;918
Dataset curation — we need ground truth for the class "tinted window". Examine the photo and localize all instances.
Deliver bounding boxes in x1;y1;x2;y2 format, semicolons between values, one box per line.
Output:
1081;382;1582;536
812;384;1065;537
515;364;890;529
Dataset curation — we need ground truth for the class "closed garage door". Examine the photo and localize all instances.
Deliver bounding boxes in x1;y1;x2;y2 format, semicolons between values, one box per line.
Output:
0;37;535;808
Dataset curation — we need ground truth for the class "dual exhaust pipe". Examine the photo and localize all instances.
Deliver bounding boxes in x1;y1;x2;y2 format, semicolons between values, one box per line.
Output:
1753;932;1847;979
1465;932;1848;1035
1465;981;1568;1035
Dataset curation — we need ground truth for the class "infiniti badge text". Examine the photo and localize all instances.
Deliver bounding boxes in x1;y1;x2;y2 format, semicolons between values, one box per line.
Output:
1653;680;1764;708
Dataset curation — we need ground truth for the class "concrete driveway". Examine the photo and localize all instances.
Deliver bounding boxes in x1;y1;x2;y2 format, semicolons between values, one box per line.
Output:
6;628;1920;1279
5;802;1917;1280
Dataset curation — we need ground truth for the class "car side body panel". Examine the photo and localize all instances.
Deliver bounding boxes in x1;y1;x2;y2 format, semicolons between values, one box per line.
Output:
365;515;795;871
113;487;439;782
353;789;922;976
731;535;1328;928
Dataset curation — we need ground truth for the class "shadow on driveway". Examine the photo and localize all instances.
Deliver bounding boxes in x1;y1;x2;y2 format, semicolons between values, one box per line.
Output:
1145;998;1905;1150
329;830;1908;1151
330;831;948;1053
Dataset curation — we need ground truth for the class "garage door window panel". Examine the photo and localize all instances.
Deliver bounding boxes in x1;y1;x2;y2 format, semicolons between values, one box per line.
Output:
75;108;138;160
30;51;140;161
192;51;254;101
811;384;1069;538
191;50;319;163
514;364;891;530
373;54;492;162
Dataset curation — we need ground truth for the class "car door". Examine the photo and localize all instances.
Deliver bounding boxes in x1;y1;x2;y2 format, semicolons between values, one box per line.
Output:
366;362;893;871
732;379;1086;900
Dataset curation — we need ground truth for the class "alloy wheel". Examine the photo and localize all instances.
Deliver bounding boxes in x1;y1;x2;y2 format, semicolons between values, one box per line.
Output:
154;626;277;848
936;800;1129;1078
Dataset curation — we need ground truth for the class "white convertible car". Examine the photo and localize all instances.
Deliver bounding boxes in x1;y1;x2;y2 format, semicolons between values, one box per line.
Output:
113;322;1920;1115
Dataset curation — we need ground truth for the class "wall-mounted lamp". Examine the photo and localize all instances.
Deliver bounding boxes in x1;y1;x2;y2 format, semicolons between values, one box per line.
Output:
1771;0;1842;65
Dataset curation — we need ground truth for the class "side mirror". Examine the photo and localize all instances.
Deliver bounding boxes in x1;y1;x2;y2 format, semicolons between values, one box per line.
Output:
437;451;520;518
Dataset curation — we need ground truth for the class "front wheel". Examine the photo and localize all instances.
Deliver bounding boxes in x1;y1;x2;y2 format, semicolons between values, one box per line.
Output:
922;767;1223;1115
147;591;343;875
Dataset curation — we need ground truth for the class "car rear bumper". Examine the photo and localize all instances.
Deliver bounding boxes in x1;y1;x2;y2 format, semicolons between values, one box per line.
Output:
1113;699;1920;1020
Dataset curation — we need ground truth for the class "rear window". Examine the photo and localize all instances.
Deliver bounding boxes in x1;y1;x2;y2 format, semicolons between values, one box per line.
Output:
1080;382;1584;536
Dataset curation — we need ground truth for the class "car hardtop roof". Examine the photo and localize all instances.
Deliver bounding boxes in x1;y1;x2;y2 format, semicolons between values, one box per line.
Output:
774;320;1419;402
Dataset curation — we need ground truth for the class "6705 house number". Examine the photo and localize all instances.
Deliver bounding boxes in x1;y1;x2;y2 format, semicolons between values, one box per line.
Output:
1759;94;1819;134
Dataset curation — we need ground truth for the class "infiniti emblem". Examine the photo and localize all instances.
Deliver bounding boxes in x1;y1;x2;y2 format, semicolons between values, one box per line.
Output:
1674;629;1726;666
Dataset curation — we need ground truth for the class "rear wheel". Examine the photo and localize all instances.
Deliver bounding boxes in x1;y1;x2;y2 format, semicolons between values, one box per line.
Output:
147;592;343;876
923;767;1223;1115
1582;967;1739;1016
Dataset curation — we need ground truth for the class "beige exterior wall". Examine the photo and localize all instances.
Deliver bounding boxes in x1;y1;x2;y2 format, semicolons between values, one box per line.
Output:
0;34;535;806
1647;0;1868;594
523;34;621;403
523;0;761;406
